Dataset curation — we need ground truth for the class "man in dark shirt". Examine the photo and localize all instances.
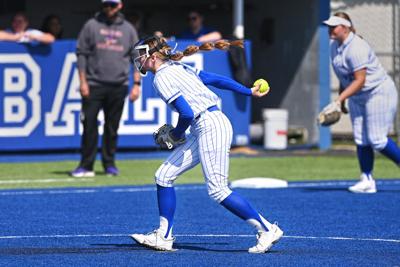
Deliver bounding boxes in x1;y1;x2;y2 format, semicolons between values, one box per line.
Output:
71;0;141;177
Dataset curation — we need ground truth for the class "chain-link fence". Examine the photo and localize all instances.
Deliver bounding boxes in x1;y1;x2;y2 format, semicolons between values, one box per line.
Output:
330;0;400;143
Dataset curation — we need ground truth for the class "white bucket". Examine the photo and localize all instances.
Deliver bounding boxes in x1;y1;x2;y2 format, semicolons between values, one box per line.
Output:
262;109;288;150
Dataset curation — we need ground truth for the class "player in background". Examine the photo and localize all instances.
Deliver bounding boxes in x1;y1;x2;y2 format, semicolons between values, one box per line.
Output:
130;36;283;253
324;12;400;193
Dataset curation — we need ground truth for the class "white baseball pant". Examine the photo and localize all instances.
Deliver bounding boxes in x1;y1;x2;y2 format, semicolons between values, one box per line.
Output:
155;109;233;203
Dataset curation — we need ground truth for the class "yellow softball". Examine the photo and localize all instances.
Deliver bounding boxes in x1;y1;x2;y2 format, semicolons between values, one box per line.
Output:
253;79;270;94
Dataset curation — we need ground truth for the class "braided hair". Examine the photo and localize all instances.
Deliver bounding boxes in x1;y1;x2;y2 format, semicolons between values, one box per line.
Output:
140;36;244;61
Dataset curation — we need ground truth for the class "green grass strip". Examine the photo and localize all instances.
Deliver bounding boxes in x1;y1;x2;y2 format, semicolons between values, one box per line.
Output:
0;155;398;190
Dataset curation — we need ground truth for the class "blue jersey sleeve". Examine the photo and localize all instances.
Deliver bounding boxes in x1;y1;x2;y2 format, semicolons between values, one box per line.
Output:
198;70;252;96
170;95;194;139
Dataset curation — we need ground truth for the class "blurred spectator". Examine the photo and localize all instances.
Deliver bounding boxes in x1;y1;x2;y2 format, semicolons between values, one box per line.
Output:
152;30;175;42
70;0;140;178
179;10;222;42
153;30;164;38
3;12;55;44
127;12;169;41
41;14;63;39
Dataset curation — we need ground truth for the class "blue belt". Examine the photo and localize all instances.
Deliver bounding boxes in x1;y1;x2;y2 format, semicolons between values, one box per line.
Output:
195;105;219;120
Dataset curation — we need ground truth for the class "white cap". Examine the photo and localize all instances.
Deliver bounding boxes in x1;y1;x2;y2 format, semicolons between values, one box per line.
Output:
323;16;351;27
102;0;121;3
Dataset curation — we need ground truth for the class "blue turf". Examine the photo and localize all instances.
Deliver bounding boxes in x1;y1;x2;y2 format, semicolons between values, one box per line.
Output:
0;181;399;266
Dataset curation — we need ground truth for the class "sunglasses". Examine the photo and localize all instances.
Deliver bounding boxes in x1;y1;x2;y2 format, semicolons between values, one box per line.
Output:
103;2;118;8
188;16;198;21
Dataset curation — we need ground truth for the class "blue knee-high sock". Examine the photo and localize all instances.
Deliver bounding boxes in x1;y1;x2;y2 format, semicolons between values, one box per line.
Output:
157;185;176;238
221;191;268;231
380;138;400;165
357;145;374;176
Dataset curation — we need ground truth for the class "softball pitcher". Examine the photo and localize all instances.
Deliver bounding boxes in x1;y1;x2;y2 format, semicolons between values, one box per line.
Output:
130;36;283;253
323;12;400;193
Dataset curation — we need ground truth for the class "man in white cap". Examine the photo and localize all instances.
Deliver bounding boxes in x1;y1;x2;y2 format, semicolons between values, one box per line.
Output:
71;0;141;177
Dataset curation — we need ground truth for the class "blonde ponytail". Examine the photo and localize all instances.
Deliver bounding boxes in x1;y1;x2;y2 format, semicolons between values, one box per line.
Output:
168;39;245;61
183;45;199;56
169;52;184;61
231;40;244;48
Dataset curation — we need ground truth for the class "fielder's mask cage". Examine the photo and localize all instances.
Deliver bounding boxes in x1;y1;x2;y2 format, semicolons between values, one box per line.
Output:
133;36;169;77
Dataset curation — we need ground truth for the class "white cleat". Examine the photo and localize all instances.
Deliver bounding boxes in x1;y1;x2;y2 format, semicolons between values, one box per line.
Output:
248;223;283;254
131;229;176;251
348;174;377;194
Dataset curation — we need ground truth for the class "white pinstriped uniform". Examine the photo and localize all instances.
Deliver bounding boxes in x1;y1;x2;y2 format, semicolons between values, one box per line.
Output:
153;61;233;202
330;32;398;150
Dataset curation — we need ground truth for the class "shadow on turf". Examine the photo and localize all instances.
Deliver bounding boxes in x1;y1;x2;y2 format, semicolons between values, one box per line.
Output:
302;187;400;193
92;243;252;253
51;170;111;176
0;246;139;255
51;171;72;176
301;187;348;192
0;244;195;255
0;243;281;255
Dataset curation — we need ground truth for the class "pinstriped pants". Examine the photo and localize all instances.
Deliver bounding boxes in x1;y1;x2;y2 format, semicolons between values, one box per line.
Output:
349;78;398;150
155;109;233;203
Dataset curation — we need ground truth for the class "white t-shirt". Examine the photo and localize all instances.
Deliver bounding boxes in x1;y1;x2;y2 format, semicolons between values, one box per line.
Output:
6;28;45;43
19;29;45;43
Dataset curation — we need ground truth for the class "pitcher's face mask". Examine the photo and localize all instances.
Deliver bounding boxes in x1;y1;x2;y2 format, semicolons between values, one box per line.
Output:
134;36;167;77
134;43;150;77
